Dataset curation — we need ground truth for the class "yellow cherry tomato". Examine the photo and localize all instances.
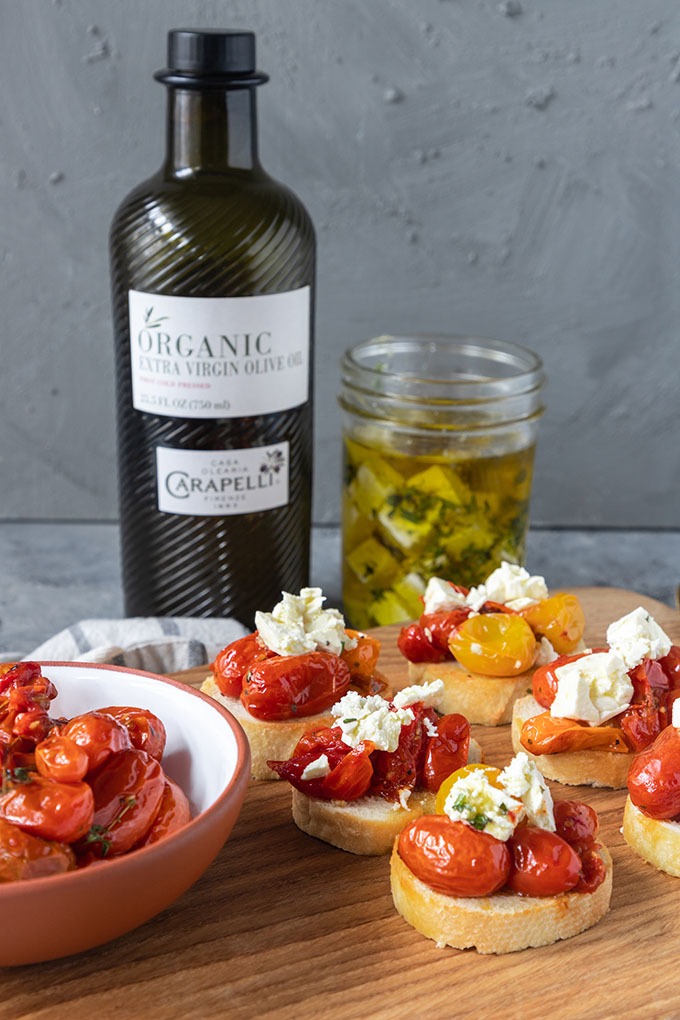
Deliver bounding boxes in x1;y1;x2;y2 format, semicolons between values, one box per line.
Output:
448;613;536;677
434;763;502;815
520;593;585;654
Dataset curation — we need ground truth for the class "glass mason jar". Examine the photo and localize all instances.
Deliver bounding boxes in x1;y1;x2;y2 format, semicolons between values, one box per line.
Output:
339;334;545;630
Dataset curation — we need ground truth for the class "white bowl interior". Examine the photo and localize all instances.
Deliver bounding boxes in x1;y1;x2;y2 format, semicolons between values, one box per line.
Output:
43;664;239;814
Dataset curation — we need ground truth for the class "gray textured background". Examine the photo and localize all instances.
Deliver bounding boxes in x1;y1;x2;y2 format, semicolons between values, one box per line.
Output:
1;0;679;528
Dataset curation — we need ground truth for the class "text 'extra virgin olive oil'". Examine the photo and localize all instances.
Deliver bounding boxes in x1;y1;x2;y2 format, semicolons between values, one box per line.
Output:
110;30;315;626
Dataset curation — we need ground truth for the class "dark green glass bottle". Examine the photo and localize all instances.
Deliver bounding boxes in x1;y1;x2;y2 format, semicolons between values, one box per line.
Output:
110;30;315;626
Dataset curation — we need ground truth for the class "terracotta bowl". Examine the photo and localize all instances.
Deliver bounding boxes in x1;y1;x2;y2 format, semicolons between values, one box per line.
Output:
0;661;250;966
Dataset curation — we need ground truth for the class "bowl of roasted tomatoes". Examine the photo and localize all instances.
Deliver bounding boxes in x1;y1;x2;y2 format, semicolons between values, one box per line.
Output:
0;660;250;965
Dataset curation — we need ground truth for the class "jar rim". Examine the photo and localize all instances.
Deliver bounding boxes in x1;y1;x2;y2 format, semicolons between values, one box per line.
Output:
341;333;544;402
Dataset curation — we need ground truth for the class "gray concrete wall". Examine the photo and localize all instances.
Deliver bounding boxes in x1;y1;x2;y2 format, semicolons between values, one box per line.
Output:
1;0;679;527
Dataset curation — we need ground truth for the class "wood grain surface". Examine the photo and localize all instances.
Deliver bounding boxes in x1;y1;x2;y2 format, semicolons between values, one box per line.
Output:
2;588;679;1020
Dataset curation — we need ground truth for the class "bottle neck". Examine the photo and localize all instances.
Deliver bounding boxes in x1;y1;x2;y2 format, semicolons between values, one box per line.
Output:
163;85;260;176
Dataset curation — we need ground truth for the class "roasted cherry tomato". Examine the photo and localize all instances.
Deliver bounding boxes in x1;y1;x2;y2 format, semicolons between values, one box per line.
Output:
370;709;427;800
35;732;89;783
553;799;599;851
341;630;380;679
519;712;628;755
398;816;511;897
397;624;446;664
618;702;664;754
449;614;536;677
0;774;94;843
241;651;351;721
506;825;581;897
418;610;471;654
12;706;53;745
212;633;270;698
574;847;607;893
659;646;680;689
268;734;374;801
0;817;75;882
419;714;471;792
520;594;585;654
98;706;167;761
61;711;132;772
627;725;680;819
85;748;165;856
318;742;375;800
135;778;191;847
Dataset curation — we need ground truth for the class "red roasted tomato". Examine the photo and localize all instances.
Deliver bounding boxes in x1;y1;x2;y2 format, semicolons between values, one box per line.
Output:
241;651;351;721
397;624;447;664
98;706;167;761
627;725;680;819
505;825;581;897
212;633;271;697
60;711;132;772
84;748;165;857
135;778;191;847
398;815;511;897
553;799;599;851
0;774;94;844
0;817;75;882
419;713;471;792
268;731;374;802
35;733;89;784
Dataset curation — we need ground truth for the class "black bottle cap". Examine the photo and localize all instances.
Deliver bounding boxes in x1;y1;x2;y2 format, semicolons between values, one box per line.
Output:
155;29;268;87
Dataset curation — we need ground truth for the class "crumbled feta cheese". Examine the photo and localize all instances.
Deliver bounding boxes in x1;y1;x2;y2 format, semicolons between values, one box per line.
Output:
392;679;444;710
423;715;439;738
397;788;412;810
505;596;539;611
465;586;489;612
255;587;357;657
300;754;331;781
442;770;525;842
606;607;672;670
535;636;558;667
551;651;633;725
673;699;680;729
499;752;555;831
482;562;549;606
331;691;413;752
425;561;548;616
423;577;468;615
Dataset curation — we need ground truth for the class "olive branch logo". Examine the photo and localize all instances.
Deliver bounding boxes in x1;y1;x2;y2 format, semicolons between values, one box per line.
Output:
260;449;286;478
144;306;169;330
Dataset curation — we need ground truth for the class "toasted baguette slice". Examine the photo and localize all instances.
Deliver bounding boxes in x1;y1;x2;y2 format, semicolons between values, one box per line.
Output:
290;737;482;856
201;676;335;781
510;694;630;788
623;797;680;877
407;660;533;726
390;840;613;954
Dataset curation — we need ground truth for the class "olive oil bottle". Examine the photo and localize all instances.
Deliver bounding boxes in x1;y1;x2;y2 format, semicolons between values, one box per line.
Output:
110;30;315;625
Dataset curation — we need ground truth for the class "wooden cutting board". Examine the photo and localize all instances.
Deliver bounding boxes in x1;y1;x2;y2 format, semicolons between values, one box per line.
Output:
1;588;679;1020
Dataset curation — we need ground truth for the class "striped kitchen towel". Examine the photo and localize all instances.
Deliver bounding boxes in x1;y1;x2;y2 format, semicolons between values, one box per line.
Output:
25;617;249;673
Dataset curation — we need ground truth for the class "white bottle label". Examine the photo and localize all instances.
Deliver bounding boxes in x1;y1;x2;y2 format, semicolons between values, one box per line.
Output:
156;444;289;516
128;288;310;419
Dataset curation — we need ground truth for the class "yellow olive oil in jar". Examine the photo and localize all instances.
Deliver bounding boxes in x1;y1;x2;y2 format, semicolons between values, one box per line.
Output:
339;335;545;630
